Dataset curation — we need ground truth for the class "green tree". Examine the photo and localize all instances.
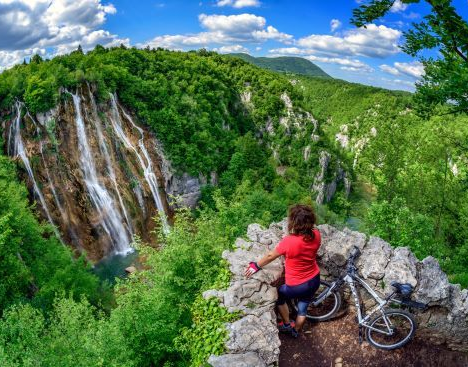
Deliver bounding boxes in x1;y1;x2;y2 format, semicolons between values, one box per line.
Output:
0;156;101;311
352;0;468;114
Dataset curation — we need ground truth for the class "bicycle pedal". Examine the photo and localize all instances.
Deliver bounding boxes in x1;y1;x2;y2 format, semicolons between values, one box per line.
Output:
358;326;363;344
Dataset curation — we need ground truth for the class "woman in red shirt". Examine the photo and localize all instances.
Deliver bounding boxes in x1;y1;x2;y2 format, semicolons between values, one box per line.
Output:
245;204;321;337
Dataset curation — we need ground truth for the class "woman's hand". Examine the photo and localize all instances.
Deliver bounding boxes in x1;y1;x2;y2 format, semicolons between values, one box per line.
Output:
244;249;282;278
244;262;261;278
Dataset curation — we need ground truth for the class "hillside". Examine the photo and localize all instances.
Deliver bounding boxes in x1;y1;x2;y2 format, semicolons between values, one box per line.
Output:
0;47;468;366
229;53;332;78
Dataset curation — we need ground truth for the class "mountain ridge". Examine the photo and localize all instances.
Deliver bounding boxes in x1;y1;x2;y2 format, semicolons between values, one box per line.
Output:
228;53;332;78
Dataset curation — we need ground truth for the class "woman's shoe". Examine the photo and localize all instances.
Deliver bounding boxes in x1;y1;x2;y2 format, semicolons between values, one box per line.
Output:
290;327;299;338
278;321;297;337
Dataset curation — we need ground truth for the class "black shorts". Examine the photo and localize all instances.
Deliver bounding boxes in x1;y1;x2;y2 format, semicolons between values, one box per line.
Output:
276;273;320;316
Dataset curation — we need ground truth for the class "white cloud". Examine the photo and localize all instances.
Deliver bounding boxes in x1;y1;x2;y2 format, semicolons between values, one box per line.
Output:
330;19;342;32
382;77;415;89
143;33;219;50
380;64;400;76
213;44;248;53
390;0;408;13
199;13;264;34
143;13;292;50
0;0;121;70
295;24;401;58
318;57;374;72
54;30;129;55
269;48;374;72
380;61;424;78
341;66;368;73
216;0;260;8
252;25;292;43
44;0;116;29
0;48;46;71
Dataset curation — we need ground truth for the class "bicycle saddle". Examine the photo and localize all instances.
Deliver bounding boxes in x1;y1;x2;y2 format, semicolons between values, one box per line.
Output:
391;281;414;296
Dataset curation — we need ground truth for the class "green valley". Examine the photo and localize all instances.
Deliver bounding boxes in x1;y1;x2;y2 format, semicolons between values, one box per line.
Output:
0;46;467;366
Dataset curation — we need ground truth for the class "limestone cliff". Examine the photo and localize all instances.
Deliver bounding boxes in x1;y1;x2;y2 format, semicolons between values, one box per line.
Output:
3;83;197;261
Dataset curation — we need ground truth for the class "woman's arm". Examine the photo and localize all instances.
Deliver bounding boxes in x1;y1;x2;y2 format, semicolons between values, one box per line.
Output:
244;249;282;278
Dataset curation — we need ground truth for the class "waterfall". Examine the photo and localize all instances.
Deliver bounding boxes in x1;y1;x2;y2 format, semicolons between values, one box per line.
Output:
28;112;66;218
70;92;132;254
133;184;146;216
86;88;134;237
108;93;169;232
11;102;62;240
7;122;13;156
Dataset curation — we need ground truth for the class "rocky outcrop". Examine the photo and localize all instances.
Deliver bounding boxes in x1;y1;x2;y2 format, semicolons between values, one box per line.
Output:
205;222;286;366
206;221;468;366
312;151;351;205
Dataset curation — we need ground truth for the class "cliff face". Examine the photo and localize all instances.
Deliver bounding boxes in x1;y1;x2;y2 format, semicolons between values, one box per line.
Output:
206;221;468;367
3;84;175;261
2;81;350;261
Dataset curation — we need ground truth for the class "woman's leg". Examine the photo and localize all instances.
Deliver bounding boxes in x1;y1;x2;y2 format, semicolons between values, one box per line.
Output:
277;303;290;324
295;274;321;331
294;306;308;331
276;284;291;324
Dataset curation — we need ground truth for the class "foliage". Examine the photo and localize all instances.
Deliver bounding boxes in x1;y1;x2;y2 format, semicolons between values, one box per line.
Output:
295;74;468;285
0;156;101;312
365;198;439;258
0;47;297;176
0;297;134;367
352;0;468;114
2;44;468;366
175;263;239;367
228;53;331;78
176;295;240;367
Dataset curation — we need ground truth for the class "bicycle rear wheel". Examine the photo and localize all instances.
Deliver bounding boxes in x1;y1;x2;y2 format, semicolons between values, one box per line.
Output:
366;309;416;350
303;281;342;321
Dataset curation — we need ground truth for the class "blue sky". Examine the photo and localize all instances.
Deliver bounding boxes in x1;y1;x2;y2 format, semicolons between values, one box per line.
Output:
1;0;467;91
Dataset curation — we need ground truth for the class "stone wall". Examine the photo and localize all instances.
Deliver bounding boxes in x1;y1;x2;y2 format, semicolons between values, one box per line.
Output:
206;221;468;367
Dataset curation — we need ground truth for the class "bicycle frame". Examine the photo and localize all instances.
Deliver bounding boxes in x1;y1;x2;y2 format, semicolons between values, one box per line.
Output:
314;272;396;336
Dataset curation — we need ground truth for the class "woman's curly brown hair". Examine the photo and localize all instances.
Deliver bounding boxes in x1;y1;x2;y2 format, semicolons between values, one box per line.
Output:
287;204;317;242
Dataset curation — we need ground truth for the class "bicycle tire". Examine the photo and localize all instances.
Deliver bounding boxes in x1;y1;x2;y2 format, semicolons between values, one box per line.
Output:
292;281;342;322
365;309;416;350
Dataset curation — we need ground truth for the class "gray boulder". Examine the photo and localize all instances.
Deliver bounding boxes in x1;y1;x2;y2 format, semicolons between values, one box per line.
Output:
415;256;451;305
357;236;392;280
221;279;277;314
382;247;418;294
317;224;366;273
208;353;266;367
225;315;280;365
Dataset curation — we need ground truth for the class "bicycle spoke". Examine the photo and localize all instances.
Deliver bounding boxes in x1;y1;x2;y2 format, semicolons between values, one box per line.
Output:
367;311;415;349
306;282;340;320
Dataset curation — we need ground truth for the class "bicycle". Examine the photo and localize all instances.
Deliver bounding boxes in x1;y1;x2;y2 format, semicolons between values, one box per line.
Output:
293;246;427;350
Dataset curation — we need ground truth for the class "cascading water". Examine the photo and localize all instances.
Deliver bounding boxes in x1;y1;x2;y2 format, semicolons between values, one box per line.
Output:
70;92;132;254
11;102;61;240
86;88;134;237
108;93;169;232
28;112;65;218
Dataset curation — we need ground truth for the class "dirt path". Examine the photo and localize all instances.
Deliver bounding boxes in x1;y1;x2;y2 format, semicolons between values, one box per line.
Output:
279;313;468;367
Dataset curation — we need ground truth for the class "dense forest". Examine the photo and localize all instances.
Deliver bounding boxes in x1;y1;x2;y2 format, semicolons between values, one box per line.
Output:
0;45;467;366
228;53;332;78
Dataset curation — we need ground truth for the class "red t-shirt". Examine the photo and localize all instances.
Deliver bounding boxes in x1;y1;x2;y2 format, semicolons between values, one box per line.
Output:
275;229;321;286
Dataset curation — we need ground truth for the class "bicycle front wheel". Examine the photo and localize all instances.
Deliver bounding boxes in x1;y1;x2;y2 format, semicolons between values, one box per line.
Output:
366;309;416;350
305;281;342;322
